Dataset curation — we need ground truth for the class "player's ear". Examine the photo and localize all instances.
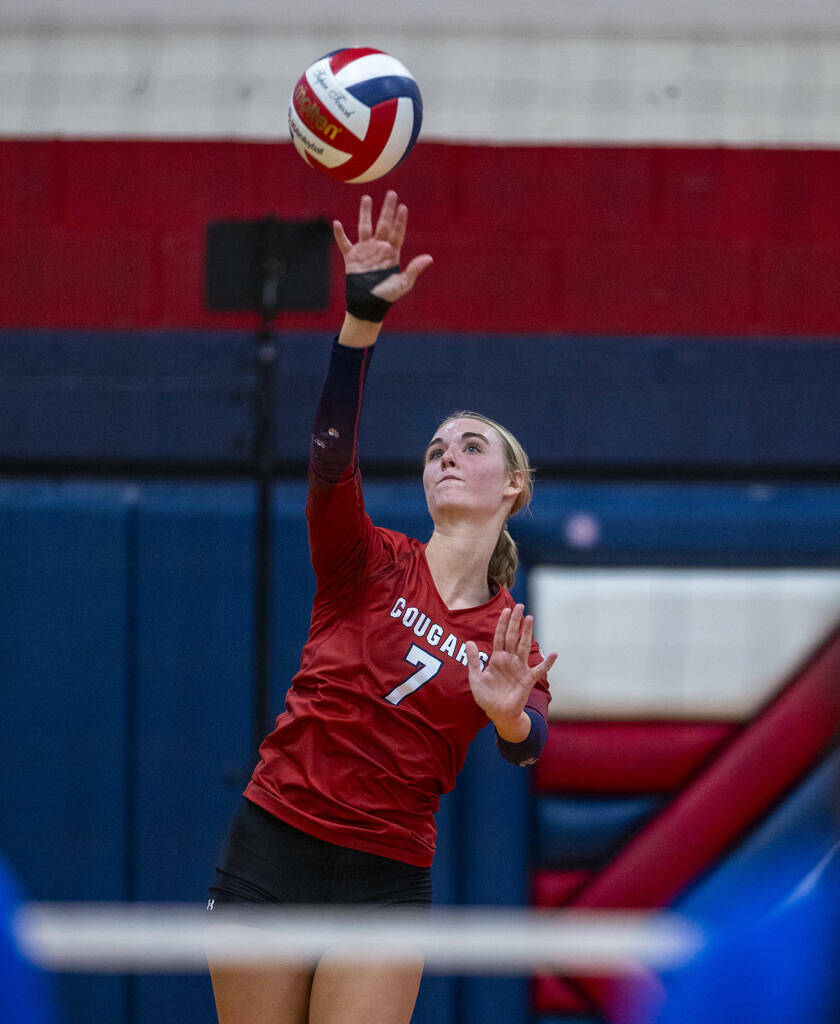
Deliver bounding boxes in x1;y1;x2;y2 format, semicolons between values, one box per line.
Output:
503;469;524;502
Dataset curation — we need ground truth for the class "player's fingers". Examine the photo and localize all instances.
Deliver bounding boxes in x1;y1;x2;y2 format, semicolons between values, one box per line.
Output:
531;651;558;681
332;219;352;255
401;254;433;290
517;614;534;659
465;640;482;675
358;194;373;240
390;202;408;250
375;190;398;238
505;604;524;651
493;607;512;651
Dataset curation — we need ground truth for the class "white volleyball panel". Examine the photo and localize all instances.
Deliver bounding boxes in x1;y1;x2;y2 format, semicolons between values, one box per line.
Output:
304;58;371;139
529;568;840;720
288;105;352;168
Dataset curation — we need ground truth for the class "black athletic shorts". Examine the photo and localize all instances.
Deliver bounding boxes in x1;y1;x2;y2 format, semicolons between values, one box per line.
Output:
208;797;433;910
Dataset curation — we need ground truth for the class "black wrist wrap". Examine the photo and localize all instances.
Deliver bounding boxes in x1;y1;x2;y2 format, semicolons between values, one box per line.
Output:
345;266;399;322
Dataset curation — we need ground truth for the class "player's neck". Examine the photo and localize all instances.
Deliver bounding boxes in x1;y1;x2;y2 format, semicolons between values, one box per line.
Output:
424;529;498;610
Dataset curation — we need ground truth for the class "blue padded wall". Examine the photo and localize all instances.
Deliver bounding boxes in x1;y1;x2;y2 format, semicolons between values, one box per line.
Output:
0;483;132;1024
2;478;840;1024
131;484;256;1024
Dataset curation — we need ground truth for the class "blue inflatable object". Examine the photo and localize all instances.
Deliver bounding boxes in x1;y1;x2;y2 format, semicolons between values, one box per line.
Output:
0;857;57;1024
655;843;840;1024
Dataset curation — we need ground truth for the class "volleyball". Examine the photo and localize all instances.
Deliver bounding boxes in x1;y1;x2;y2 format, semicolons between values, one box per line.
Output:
288;47;423;184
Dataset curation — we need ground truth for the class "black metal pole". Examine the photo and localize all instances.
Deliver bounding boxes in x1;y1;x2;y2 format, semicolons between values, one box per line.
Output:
252;256;282;758
205;217;330;765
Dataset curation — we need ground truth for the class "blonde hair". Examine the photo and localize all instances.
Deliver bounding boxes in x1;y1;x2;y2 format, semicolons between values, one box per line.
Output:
436;410;534;590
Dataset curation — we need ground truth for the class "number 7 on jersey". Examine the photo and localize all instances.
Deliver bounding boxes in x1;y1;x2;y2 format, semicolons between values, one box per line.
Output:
384;644;443;705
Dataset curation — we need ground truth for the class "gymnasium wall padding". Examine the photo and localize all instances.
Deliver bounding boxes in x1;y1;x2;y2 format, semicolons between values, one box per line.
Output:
2;480;839;1024
2;331;840;471
0;484;132;1024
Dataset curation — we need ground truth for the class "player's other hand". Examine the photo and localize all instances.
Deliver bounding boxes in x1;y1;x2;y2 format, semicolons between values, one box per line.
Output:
332;190;433;304
465;604;557;740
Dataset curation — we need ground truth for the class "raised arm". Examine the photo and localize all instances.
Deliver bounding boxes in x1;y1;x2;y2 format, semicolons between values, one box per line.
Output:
306;192;432;589
310;190;433;484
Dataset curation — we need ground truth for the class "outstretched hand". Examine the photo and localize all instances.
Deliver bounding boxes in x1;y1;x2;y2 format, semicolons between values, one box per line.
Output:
333;190;433;304
465;605;557;740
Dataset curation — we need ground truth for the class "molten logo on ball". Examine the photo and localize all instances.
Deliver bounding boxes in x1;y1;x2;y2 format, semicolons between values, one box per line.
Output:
288;46;423;184
294;82;343;142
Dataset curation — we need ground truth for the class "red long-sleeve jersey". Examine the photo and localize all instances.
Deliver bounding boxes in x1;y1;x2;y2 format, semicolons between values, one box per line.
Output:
245;342;550;867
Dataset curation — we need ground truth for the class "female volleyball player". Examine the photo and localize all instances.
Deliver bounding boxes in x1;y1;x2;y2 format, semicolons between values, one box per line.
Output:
208;190;556;1024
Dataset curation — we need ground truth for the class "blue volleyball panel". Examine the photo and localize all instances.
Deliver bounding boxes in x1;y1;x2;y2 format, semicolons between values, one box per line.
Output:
676;745;840;927
536;795;665;870
0;481;131;1024
132;484;256;1024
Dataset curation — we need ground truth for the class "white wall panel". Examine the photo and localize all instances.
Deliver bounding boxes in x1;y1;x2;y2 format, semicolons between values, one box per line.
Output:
4;0;840;39
3;30;840;144
529;568;840;720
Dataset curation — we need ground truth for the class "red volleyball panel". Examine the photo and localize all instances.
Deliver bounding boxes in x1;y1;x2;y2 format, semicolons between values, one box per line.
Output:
534;722;736;794
326;98;399;182
532;870;592;907
328;47;384;74
293;75;368;168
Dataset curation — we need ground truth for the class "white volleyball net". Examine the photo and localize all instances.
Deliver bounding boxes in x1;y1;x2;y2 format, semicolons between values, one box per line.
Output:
15;904;702;975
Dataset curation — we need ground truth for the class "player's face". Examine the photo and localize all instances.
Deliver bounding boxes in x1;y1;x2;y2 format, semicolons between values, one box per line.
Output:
422;417;520;523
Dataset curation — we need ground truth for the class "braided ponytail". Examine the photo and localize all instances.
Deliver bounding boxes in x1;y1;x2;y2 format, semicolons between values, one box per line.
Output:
488;527;520;590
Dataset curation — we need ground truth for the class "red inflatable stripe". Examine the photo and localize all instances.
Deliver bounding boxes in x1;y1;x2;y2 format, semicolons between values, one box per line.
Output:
569;628;840;913
534;722;735;794
532;869;591;907
533;974;594;1014
565;628;840;1022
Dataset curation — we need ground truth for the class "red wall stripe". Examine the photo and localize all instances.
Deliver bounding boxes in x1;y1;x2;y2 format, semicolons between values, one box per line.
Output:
3;140;840;334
